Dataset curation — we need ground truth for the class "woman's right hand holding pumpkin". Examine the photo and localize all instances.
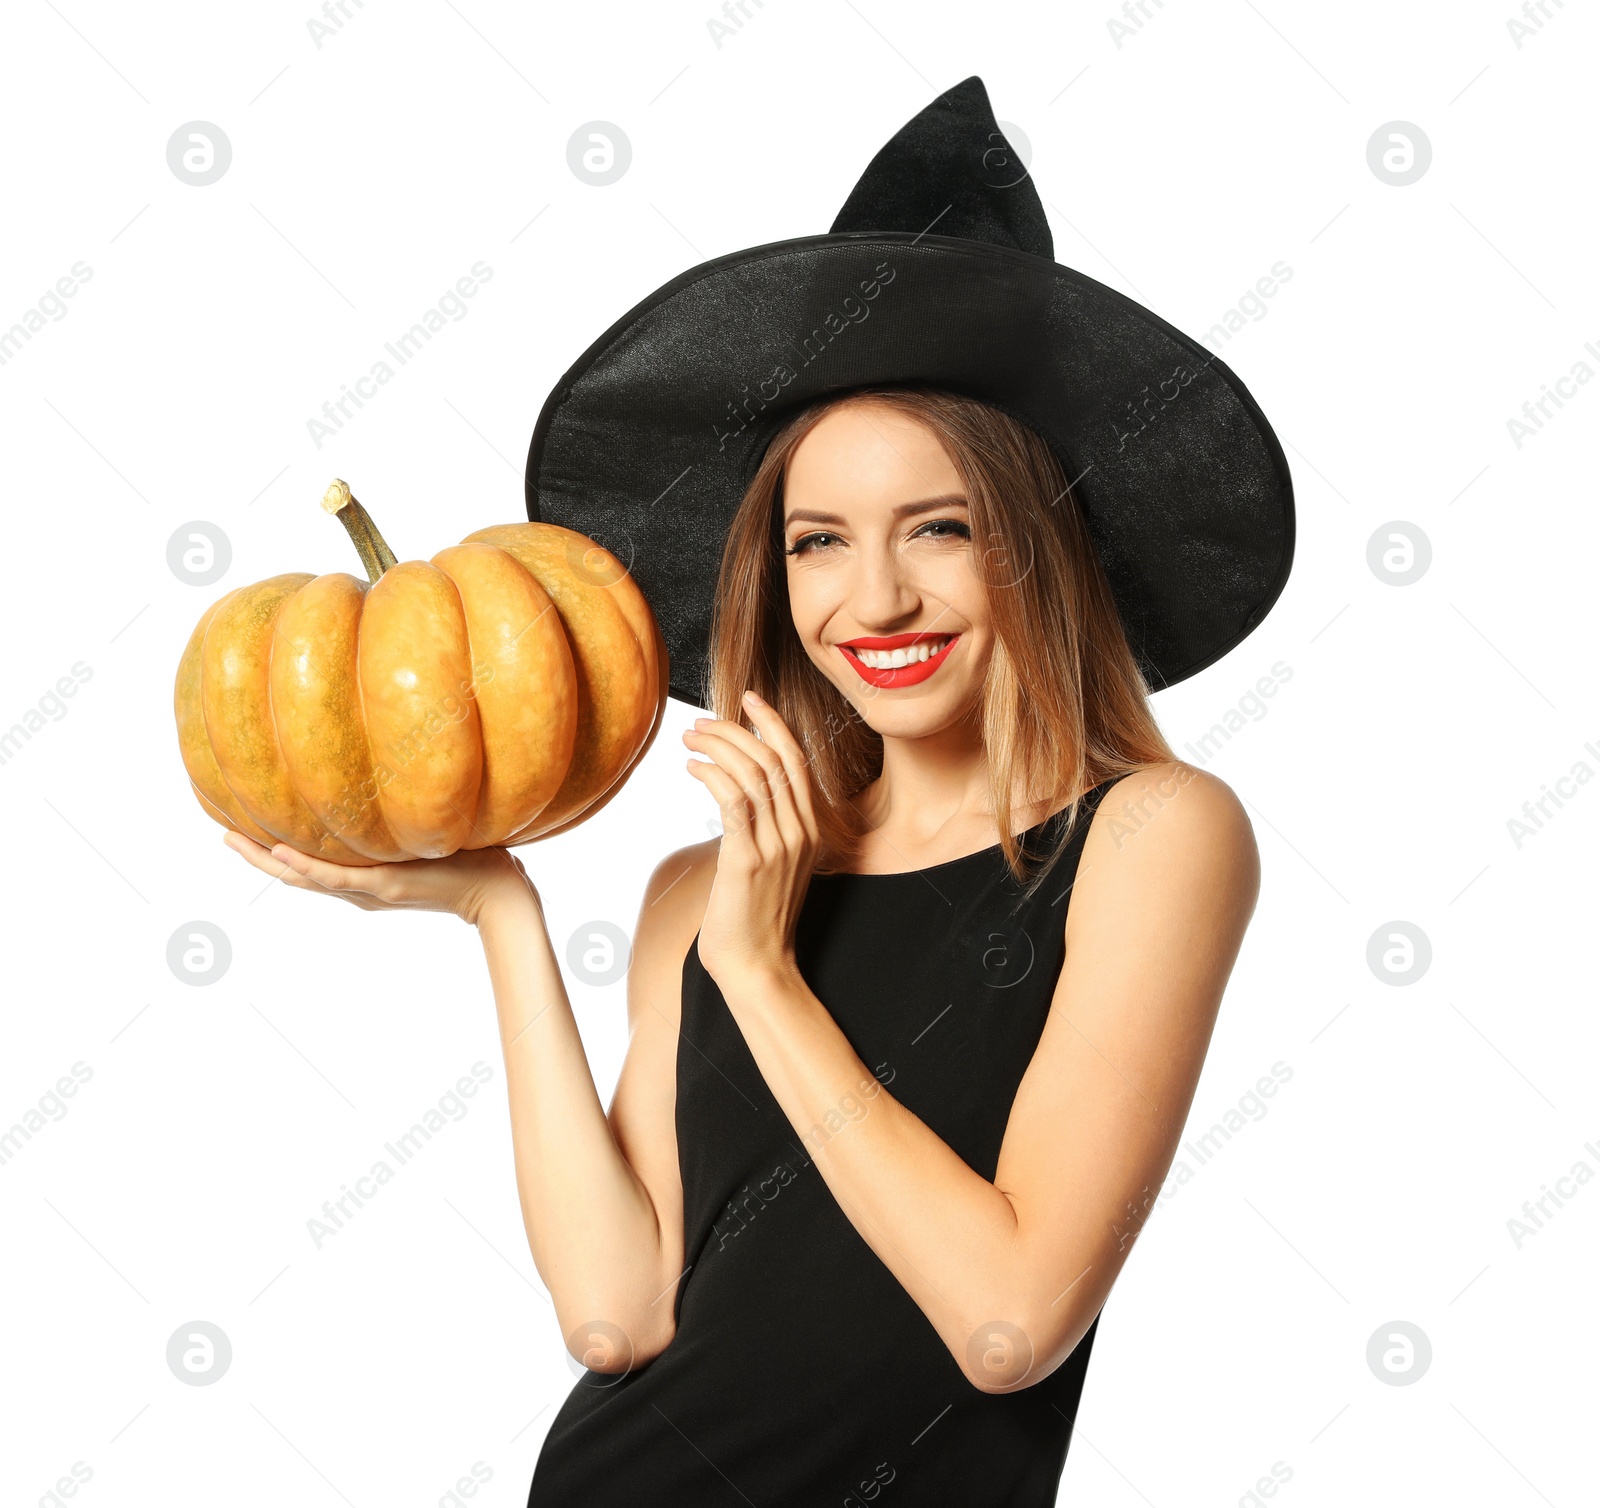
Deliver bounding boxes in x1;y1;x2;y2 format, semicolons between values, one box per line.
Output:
222;831;538;927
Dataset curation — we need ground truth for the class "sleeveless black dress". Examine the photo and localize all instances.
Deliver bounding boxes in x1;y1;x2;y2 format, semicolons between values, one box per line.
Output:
528;779;1120;1506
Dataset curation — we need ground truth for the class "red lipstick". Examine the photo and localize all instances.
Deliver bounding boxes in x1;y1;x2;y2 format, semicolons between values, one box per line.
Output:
836;631;960;689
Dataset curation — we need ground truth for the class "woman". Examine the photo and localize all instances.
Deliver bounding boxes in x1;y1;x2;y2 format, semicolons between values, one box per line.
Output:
228;76;1293;1504
227;382;1260;1499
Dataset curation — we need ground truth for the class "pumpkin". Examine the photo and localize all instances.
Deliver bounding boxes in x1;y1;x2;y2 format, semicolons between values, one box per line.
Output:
174;480;668;864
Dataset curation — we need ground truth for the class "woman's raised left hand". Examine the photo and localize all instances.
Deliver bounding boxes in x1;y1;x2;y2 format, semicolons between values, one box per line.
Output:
683;690;821;991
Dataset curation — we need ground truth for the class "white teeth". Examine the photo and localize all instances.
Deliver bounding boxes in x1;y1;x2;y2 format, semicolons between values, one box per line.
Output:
852;637;951;669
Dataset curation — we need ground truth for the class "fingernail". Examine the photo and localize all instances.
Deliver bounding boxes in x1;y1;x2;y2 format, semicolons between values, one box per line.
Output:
743;689;765;707
693;717;710;727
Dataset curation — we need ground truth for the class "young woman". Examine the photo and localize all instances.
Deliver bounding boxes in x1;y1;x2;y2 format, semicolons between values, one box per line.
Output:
225;383;1261;1503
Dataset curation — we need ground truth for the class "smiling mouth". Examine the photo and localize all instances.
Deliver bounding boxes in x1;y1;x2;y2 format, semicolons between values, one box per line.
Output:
837;633;959;688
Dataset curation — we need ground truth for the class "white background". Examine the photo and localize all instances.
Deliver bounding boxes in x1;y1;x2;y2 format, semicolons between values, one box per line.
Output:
2;2;1595;1505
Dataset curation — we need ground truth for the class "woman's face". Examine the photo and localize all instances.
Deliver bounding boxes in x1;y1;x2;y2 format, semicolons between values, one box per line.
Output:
782;400;991;739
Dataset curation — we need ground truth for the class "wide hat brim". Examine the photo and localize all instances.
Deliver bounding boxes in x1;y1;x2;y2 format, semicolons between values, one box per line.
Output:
526;80;1293;708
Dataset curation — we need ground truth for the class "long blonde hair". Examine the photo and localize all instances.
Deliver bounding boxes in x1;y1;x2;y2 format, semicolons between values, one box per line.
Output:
705;384;1173;890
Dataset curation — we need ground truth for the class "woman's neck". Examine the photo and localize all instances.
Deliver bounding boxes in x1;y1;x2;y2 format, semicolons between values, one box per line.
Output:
850;710;1004;862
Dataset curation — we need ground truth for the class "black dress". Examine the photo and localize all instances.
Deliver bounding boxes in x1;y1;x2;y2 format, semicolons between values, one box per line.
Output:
528;779;1120;1505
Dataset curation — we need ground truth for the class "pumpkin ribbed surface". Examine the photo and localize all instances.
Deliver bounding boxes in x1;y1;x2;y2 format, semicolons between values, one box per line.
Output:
173;483;667;863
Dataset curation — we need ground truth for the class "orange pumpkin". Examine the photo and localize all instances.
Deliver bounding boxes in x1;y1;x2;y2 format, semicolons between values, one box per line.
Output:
174;480;667;863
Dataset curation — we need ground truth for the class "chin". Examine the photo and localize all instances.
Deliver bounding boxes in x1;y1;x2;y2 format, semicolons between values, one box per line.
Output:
833;676;986;739
852;697;971;739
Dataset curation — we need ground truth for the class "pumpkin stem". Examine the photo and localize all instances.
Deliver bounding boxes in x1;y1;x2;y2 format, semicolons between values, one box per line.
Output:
321;479;399;584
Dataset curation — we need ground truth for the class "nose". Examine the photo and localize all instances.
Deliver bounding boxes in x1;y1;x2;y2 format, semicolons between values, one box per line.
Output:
848;536;922;629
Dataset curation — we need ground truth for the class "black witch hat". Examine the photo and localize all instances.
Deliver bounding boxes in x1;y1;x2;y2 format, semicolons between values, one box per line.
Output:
524;75;1294;708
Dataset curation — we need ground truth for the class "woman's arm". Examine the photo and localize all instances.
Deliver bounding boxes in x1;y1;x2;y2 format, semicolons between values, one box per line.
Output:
481;842;713;1367
223;831;710;1369
683;707;1258;1393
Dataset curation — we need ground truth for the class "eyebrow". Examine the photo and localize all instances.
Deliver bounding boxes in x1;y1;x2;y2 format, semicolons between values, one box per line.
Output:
783;493;969;528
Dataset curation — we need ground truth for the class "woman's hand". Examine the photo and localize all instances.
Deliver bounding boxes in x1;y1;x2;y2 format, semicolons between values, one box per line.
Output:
222;830;537;927
683;689;820;989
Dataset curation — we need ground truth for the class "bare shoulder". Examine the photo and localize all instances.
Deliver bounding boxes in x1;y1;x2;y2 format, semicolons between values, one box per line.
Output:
1077;762;1260;918
633;837;721;967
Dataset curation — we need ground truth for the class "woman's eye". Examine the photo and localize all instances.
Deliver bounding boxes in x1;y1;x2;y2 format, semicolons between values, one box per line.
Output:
787;532;840;555
912;518;971;542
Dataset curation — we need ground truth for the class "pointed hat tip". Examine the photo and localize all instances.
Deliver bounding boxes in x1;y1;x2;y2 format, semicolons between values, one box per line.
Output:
829;74;1051;260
